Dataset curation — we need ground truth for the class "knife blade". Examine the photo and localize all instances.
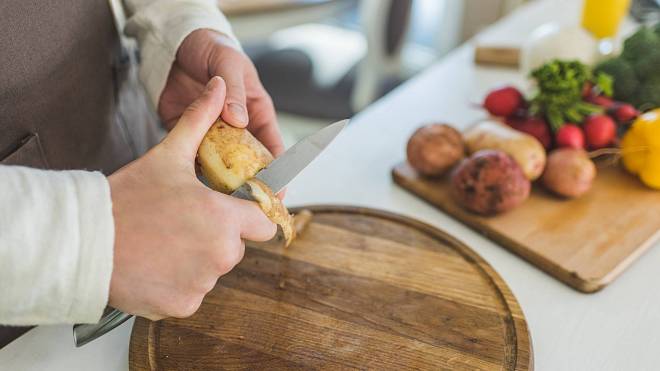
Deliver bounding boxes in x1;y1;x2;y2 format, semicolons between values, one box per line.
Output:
231;119;348;200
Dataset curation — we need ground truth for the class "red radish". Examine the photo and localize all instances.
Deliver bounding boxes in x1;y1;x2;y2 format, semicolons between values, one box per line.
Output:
510;117;552;150
586;94;615;109
612;104;639;122
583;115;616;149
484;86;523;117
555;124;585;149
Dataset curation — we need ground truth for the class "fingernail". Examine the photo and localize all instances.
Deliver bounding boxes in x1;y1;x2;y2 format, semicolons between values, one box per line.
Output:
228;103;248;124
206;76;221;90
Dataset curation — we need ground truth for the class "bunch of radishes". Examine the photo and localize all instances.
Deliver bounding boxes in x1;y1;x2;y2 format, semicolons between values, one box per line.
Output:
482;85;640;152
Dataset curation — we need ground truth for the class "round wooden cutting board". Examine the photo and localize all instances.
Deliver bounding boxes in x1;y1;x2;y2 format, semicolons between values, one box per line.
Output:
129;206;532;370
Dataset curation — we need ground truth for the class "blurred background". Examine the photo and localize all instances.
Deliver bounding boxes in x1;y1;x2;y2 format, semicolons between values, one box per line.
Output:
219;0;660;146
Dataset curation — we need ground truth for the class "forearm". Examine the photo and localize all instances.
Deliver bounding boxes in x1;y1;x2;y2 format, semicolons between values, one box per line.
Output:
122;0;239;110
0;166;114;325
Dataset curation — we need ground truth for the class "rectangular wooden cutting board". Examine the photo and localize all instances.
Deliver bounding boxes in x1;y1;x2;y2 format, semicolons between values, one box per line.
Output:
393;161;660;293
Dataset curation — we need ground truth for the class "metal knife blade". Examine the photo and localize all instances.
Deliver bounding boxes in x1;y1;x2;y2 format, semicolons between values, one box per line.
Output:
231;119;347;199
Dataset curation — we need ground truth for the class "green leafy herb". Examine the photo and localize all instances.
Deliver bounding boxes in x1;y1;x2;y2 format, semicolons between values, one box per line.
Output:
529;59;607;132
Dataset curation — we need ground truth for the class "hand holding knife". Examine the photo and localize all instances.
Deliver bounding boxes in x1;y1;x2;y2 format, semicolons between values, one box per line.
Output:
73;119;347;346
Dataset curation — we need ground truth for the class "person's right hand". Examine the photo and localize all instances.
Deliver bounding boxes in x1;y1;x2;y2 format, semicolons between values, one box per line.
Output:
107;76;277;320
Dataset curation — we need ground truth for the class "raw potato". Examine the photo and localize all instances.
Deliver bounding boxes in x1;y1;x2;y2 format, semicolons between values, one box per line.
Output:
197;119;296;246
407;124;465;177
542;148;596;198
198;120;274;193
464;120;546;180
450;150;531;215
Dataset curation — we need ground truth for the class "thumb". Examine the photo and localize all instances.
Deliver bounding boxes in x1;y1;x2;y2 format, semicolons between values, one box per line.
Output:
163;76;226;158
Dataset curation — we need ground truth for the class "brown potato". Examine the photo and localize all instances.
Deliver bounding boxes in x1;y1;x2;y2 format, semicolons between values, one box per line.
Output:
198;120;274;194
450;150;531;215
407;124;465;177
197;119;296;246
542;148;596;198
464;120;546;180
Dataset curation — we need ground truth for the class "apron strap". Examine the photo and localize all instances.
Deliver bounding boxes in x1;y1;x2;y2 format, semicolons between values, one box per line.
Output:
107;0;138;65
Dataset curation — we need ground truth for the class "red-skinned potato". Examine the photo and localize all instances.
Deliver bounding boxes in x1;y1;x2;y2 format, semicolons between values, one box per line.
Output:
542;148;596;198
450;150;531;215
407;124;465;177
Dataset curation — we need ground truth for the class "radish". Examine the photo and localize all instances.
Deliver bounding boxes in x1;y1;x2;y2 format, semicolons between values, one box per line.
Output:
510;117;552;150
612;104;639;122
555;124;585;149
585;94;615;109
484;86;523;117
583;115;616;149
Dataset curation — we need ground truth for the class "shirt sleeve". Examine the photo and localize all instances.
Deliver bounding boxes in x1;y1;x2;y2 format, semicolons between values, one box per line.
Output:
123;0;240;110
0;166;114;325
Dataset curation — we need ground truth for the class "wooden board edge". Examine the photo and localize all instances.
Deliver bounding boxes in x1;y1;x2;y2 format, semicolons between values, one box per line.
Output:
591;228;660;291
290;205;534;370
421;213;534;371
129;317;154;370
391;163;613;294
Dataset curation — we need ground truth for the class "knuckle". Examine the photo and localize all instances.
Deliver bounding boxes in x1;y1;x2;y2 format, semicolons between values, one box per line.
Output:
212;252;233;274
169;295;203;318
200;277;218;294
193;274;218;294
213;242;244;274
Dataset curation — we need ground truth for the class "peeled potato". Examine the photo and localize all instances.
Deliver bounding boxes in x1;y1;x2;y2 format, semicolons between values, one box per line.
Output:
198;120;274;193
197;119;296;246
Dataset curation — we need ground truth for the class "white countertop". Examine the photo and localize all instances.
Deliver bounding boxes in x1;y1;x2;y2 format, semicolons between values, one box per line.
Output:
2;1;659;370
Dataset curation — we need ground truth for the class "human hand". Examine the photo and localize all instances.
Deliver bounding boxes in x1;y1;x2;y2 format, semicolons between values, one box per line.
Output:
159;29;285;158
108;76;276;320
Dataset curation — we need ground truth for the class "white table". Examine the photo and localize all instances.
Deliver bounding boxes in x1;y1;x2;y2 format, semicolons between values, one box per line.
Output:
2;1;659;370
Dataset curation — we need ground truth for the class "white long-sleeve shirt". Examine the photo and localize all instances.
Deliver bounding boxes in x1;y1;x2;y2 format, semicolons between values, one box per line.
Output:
0;0;237;325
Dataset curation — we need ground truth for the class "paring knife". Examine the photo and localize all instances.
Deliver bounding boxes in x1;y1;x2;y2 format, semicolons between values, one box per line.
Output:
72;119;348;347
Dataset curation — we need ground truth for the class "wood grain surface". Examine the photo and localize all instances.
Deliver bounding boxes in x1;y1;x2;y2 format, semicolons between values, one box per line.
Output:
129;206;532;370
393;161;660;293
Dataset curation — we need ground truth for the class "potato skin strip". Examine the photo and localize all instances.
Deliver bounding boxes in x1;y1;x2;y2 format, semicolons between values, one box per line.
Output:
246;179;295;246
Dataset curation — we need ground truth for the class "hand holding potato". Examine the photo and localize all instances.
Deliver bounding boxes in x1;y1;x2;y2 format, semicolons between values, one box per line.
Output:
107;77;276;320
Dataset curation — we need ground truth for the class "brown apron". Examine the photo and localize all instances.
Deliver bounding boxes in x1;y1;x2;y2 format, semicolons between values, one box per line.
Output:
0;0;161;347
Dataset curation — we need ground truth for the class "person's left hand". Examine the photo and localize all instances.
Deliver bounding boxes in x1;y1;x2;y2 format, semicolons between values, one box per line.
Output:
158;29;284;158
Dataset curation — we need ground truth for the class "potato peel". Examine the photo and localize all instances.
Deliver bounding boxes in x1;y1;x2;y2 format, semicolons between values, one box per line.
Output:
246;179;295;246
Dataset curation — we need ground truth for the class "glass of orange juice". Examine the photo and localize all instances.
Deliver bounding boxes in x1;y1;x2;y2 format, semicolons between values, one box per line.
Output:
581;0;632;55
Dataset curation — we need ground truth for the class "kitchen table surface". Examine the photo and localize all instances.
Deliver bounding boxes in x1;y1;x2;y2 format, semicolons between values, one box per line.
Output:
2;0;658;370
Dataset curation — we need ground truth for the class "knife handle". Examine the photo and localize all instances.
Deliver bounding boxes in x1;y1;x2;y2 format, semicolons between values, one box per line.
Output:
72;309;132;347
